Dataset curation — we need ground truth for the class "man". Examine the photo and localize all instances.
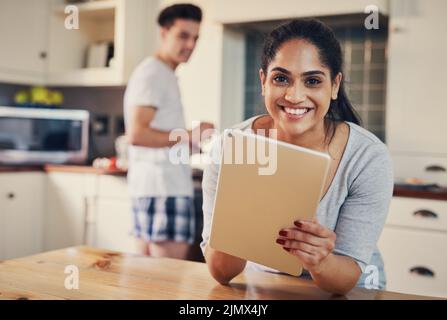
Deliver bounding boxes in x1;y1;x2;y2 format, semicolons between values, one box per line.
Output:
124;3;214;260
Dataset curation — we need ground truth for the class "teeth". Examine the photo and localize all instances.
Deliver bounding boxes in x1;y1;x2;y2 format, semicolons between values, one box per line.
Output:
284;107;309;115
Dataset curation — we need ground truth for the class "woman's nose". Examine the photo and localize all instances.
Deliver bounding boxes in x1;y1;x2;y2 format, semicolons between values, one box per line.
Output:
285;84;306;104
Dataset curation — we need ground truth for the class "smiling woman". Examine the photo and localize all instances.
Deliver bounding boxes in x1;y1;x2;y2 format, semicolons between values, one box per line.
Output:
200;19;394;295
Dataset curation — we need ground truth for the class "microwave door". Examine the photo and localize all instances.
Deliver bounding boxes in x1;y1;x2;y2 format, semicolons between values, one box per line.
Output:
0;108;89;165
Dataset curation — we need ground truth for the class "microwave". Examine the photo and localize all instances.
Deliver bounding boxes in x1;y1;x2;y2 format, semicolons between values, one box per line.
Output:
0;106;89;165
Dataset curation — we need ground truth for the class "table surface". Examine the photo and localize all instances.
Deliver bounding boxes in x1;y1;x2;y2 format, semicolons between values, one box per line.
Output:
0;246;437;300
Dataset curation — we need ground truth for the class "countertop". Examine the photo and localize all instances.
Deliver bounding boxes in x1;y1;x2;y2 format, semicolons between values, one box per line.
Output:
0;246;436;300
1;165;447;200
0;164;127;176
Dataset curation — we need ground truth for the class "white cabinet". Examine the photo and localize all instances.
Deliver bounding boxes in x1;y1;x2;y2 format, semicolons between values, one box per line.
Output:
0;172;44;260
386;0;447;156
44;172;97;251
46;0;157;86
378;196;447;298
0;0;157;86
94;198;135;254
0;0;49;84
392;155;447;186
91;175;136;253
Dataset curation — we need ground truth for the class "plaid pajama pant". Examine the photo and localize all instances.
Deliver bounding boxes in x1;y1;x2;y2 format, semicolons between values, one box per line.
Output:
131;196;196;244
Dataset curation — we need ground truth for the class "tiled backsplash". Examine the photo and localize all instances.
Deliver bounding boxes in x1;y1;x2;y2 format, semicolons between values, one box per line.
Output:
244;15;388;142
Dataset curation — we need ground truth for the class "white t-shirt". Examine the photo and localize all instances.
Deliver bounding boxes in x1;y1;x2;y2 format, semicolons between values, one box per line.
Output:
124;57;193;197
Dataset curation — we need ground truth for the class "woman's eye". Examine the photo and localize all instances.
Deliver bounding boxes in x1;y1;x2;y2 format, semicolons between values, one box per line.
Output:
305;78;322;86
273;75;288;84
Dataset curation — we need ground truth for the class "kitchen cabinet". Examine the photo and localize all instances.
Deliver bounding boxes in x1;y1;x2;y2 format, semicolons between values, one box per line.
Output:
44;172;97;251
90;175;135;253
0;0;49;85
0;172;44;260
386;0;447;156
0;0;157;86
46;0;157;86
378;196;447;298
93;198;135;254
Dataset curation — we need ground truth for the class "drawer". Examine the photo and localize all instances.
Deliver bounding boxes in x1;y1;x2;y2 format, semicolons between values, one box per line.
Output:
0;172;44;197
378;226;447;298
387;197;447;232
97;175;130;199
391;154;447;185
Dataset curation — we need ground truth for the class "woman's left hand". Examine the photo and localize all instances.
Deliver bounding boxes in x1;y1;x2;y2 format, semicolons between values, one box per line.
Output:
276;219;336;274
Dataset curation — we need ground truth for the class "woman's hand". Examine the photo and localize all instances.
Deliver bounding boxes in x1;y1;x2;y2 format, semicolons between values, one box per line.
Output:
276;219;336;274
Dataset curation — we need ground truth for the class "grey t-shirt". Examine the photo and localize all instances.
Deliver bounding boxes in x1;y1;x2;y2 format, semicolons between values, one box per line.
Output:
200;115;394;289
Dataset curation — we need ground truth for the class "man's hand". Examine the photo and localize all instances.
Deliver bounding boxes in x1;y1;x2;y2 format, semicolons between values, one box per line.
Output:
188;121;215;153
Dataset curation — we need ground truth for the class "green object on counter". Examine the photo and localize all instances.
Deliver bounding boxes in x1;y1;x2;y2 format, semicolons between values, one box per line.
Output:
30;86;50;105
48;90;64;106
14;90;29;105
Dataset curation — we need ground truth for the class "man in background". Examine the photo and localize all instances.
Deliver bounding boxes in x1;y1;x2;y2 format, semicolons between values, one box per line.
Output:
124;3;214;259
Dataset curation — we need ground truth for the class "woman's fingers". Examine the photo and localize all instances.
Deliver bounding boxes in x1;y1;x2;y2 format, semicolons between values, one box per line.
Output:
277;238;318;255
277;228;335;251
294;220;336;240
278;229;325;247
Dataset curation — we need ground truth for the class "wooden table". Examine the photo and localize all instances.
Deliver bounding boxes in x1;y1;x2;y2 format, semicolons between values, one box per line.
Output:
0;246;436;300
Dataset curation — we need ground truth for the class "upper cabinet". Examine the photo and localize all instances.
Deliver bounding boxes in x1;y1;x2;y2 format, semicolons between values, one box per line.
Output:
0;0;158;86
386;0;447;156
47;0;157;86
0;0;49;85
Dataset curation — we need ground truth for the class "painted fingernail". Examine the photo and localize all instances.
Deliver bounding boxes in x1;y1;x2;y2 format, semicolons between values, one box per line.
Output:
294;221;303;228
276;238;285;245
279;230;287;237
283;247;291;252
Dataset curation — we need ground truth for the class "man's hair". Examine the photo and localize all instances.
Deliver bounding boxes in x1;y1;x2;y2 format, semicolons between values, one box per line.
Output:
157;3;202;28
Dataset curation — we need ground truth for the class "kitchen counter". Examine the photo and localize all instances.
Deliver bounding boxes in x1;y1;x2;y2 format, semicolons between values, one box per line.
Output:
2;164;447;200
393;184;447;201
0;164;204;179
0;164;126;175
0;246;437;300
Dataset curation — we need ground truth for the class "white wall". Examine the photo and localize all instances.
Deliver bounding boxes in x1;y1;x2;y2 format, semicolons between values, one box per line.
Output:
159;0;224;130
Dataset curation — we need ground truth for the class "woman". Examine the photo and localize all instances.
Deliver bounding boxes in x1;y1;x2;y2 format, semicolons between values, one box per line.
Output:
200;19;393;295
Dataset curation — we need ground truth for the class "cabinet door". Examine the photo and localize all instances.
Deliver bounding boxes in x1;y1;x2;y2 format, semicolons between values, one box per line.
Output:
0;0;48;84
378;226;447;298
94;198;136;254
386;0;447;155
44;173;97;251
0;172;44;260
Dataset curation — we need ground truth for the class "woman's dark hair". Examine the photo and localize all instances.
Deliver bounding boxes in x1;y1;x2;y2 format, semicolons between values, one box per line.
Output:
158;3;202;28
261;19;362;144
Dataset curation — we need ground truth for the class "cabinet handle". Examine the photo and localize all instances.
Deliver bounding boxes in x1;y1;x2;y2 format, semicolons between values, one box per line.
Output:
6;192;15;199
425;165;446;172
413;209;438;219
410;266;435;278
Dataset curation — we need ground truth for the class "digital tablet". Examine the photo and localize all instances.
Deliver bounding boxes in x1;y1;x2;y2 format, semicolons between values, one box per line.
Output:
208;129;331;276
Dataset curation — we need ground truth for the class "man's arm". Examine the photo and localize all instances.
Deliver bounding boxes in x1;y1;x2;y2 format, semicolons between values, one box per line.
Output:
127;106;182;148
